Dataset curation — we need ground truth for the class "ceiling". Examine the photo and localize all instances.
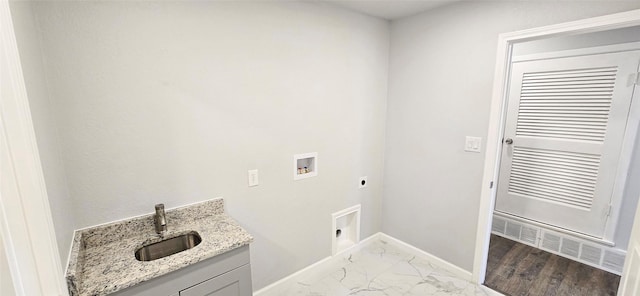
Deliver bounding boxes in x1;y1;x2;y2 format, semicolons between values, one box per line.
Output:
323;0;462;20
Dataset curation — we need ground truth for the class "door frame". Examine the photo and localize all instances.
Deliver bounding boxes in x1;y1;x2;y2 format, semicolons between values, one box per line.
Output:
0;1;67;295
472;8;640;285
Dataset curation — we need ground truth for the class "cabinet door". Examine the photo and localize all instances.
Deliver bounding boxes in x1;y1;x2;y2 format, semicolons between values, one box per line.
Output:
180;264;252;296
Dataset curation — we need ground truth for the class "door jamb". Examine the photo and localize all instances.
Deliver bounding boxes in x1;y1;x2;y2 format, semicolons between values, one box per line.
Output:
472;9;640;285
0;1;67;295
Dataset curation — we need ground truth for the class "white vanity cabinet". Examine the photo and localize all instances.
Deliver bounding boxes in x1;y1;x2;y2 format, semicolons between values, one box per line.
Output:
112;245;252;296
179;264;251;296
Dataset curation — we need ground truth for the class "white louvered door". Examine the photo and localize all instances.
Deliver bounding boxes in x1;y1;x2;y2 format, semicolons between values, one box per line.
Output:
495;50;640;239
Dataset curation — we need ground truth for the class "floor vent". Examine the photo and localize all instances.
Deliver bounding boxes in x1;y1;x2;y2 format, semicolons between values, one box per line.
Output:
603;250;626;273
541;232;561;252
560;237;580;258
492;214;625;275
520;226;538;246
492;218;506;234
580;244;603;265
505;221;521;239
495;219;539;248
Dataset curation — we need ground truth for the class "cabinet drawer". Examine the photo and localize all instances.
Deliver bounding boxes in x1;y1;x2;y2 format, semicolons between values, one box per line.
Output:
180;264;252;296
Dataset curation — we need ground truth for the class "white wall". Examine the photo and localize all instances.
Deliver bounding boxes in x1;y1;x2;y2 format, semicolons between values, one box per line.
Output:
21;1;389;290
384;1;640;272
9;2;75;267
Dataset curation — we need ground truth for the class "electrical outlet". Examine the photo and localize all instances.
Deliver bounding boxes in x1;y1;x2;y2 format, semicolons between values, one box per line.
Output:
359;176;368;188
248;169;259;187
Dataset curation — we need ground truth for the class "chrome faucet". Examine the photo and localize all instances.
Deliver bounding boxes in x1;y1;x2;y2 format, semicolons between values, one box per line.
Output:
154;204;167;235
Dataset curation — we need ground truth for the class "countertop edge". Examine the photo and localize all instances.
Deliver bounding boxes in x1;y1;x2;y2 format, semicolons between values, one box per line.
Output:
66;198;253;296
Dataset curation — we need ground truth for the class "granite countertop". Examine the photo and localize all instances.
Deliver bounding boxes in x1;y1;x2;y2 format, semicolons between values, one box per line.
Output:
65;198;253;296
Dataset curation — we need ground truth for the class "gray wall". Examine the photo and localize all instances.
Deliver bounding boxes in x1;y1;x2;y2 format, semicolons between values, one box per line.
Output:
383;1;640;272
15;1;389;290
618;128;640;249
9;2;76;266
11;0;640;290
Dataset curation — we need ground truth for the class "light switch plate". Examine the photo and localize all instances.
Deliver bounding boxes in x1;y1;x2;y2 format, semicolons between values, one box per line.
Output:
465;136;482;153
248;169;259;187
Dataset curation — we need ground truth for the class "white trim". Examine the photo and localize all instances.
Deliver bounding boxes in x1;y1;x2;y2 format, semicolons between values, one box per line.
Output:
331;204;361;255
253;256;333;296
620;192;640;295
606;69;640;247
492;9;640;43
472;31;512;286
378;233;473;281
253;233;381;296
473;8;640;285
512;41;640;62
293;152;318;180
335;231;380;255
255;232;481;295
0;1;67;295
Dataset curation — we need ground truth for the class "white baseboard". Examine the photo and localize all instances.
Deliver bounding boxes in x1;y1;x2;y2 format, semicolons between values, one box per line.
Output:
334;232;381;257
378;233;473;281
253;233;381;296
254;232;496;295
253;256;332;296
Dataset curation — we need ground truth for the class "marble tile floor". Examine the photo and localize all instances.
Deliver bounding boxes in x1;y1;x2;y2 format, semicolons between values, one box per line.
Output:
259;239;493;296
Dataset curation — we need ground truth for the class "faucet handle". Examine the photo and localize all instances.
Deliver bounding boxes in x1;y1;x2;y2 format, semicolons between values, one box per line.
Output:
154;203;167;234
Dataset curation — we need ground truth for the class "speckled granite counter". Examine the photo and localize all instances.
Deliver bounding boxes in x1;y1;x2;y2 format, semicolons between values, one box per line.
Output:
65;198;253;296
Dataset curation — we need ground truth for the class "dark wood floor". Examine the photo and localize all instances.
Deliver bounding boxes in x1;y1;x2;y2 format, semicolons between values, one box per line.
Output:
485;234;620;296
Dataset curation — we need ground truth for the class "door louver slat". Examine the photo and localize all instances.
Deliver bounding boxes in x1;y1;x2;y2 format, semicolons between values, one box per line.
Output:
516;67;617;142
518;117;608;123
511;163;598;179
511;156;599;174
522;79;615;86
510;171;596;189
521;89;613;95
518;96;613;100
509;173;595;195
508;185;594;208
523;67;617;77
508;147;600;210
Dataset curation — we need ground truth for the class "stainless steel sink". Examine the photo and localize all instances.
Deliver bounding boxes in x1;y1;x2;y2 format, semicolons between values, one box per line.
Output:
135;231;202;261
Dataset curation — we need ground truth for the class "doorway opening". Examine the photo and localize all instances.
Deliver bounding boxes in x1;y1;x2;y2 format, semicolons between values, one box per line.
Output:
472;10;640;296
487;32;640;294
